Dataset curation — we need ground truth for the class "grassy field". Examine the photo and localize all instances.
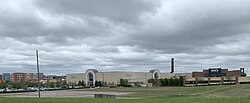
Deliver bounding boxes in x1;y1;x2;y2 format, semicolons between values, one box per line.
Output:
1;85;250;103
82;84;250;98
1;97;250;103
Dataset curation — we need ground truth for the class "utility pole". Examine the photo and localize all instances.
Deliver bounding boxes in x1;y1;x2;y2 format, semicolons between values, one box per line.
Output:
36;50;41;98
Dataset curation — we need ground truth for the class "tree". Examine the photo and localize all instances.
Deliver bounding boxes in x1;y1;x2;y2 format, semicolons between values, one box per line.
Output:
104;81;107;87
169;78;174;86
81;80;85;87
49;82;55;88
44;81;50;88
148;78;156;85
120;78;129;86
77;81;82;86
160;78;169;86
11;82;17;89
95;81;102;87
25;81;36;87
61;81;67;88
160;78;164;86
149;77;185;87
20;82;28;89
76;81;85;87
173;77;179;86
164;78;169;86
55;82;60;87
0;82;7;89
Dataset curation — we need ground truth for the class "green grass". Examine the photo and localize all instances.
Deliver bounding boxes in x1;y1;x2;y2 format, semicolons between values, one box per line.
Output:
1;85;250;103
1;97;250;103
84;85;250;98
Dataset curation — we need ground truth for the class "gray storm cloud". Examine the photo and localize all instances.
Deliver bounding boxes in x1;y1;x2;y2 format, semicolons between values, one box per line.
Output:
0;0;250;75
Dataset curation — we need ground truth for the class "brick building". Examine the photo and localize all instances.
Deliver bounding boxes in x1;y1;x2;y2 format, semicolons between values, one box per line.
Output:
12;73;27;83
26;73;35;81
12;73;45;83
34;73;45;81
192;68;246;78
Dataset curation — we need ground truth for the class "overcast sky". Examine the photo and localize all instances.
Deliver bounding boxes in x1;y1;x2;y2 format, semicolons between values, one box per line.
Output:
1;0;250;75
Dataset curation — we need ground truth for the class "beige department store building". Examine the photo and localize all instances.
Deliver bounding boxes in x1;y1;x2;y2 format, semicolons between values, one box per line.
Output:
66;69;192;87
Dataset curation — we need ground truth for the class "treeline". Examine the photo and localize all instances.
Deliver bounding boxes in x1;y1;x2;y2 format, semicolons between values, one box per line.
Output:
69;80;116;87
148;77;184;86
75;81;85;87
118;79;132;87
78;79;132;87
94;79;129;87
0;81;67;89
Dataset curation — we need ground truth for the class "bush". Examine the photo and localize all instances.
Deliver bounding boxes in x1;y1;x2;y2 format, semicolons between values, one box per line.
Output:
160;78;169;86
148;78;156;85
0;82;7;89
95;81;102;87
154;77;184;87
77;81;85;87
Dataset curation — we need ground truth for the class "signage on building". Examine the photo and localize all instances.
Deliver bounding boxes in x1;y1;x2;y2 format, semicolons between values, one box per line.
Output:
210;69;219;73
208;68;224;77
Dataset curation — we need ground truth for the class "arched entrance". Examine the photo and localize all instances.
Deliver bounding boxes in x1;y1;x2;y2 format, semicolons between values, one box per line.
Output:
154;72;159;79
149;69;160;79
85;69;98;87
149;69;161;86
88;72;94;87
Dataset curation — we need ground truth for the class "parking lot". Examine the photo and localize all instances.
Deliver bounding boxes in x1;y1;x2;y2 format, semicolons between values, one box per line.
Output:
0;89;130;98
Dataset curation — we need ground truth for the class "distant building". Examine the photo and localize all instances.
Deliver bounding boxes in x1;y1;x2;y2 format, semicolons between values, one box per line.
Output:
34;73;45;81
192;68;246;78
67;69;162;87
183;68;249;86
26;73;35;82
44;75;57;80
0;74;2;80
12;72;45;83
12;73;27;83
66;69;192;87
2;73;12;82
43;75;66;85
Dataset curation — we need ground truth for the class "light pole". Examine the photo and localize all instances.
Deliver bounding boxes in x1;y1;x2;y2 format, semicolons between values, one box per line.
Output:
36;50;41;98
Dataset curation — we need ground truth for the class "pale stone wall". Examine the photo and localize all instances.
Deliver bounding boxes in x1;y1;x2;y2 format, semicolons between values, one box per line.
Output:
239;77;250;82
96;72;122;85
67;72;154;86
160;73;175;78
66;73;85;85
95;72;149;85
175;73;192;79
146;73;152;80
160;73;192;79
66;69;192;86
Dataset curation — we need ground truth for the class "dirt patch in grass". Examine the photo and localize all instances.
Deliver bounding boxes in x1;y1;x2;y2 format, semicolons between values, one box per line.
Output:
0;89;131;98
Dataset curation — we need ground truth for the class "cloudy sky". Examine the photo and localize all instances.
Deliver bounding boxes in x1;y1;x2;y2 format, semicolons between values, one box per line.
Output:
0;0;250;75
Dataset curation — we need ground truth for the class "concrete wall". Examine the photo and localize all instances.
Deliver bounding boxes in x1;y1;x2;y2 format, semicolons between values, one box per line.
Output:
175;73;192;79
184;77;250;86
160;73;174;79
95;72;151;85
160;73;192;79
239;77;250;83
66;69;193;86
66;73;85;85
